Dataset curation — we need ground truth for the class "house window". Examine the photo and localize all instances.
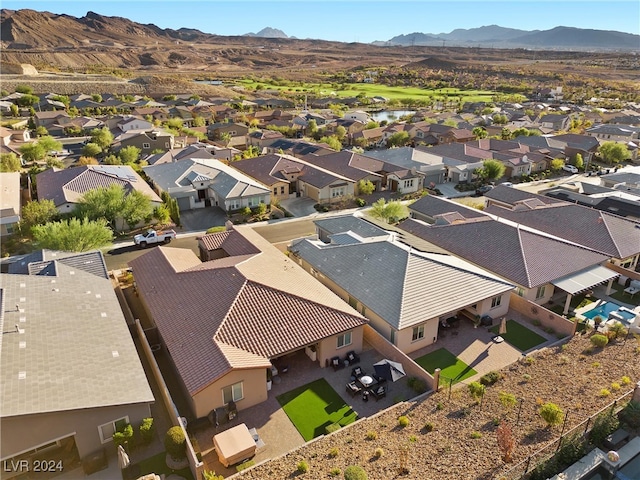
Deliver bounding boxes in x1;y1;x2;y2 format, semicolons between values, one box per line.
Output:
142;143;150;149
273;187;278;195
348;296;357;309
229;200;240;210
98;416;129;444
516;287;525;297
248;198;255;207
390;330;395;344
491;295;502;308
228;131;236;136
165;142;170;148
280;186;285;194
412;325;425;342
336;331;352;349
403;179;414;188
222;382;243;404
331;186;345;198
535;285;546;299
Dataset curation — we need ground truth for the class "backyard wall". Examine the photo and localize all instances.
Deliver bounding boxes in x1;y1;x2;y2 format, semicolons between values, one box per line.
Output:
135;320;204;480
606;262;640;282
509;292;576;337
363;324;436;391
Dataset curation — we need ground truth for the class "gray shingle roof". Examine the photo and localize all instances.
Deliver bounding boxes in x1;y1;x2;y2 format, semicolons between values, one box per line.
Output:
7;250;108;278
1;262;154;417
485;203;640;260
484;185;564;206
409;195;487;221
398;218;610;288
314;215;389;238
292;238;513;330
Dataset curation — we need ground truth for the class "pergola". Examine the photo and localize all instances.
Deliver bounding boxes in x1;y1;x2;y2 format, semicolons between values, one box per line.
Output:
552;265;619;314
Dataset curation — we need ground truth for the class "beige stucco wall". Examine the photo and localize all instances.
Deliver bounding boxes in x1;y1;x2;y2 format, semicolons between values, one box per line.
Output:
469;293;511;319
191;368;267;419
509;292;576;337
317;328;364;367
1;403;151;461
516;283;554;305
395;319;439;354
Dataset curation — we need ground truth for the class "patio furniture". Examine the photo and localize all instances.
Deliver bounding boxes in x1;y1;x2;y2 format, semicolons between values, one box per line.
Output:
362;390;369;402
346;381;362;397
371;385;387;401
213;423;256;467
330;356;345;371
248;427;266;449
351;366;365;379
373;374;387;386
358;375;375;388
345;350;360;365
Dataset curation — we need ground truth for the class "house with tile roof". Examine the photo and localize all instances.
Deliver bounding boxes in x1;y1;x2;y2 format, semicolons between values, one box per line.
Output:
399;196;615;313
0;172;21;237
36;165;162;216
290;216;514;353
483;186;640;271
0;250;154;466
144;158;271;212
114;129;175;153
129;226;367;418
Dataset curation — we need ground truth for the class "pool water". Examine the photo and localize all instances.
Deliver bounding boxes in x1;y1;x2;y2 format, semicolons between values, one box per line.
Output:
583;302;634;321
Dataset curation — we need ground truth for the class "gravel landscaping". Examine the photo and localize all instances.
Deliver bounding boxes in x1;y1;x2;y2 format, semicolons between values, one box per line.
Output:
236;334;640;480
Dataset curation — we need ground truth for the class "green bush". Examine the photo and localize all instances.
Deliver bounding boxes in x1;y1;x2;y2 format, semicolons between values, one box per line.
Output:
539;403;564;428
206;226;226;234
329;447;339;458
236;459;255;472
164;426;186;460
326;423;341;434
202;471;224;480
365;431;377;440
590;411;619;447
139;417;154;444
113;424;133;447
297;460;309;473
590;334;609;348
499;391;517;409
423;422;434;432
329;467;341;476
480;371;501;386
373;447;383;458
398;416;409;427
618;400;640;430
355;198;366;207
468;381;486;401
344;465;368;480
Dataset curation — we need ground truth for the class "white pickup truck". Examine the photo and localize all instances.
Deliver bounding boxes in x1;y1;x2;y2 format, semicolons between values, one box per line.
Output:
134;229;177;248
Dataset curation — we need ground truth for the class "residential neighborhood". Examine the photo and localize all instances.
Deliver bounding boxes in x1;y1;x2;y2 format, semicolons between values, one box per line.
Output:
1;61;640;480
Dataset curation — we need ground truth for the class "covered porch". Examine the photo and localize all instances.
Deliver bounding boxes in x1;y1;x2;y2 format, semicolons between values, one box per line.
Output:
552;265;619;315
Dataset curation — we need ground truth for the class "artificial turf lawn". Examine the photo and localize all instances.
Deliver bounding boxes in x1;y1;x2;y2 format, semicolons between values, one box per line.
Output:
276;378;358;441
489;319;548;351
414;348;477;385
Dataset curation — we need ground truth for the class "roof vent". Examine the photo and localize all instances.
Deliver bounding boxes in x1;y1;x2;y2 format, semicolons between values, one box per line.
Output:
112;351;119;358
101;312;107;317
19;316;25;323
18;372;26;380
86;291;91;294
95;294;101;299
19;297;25;302
69;271;75;275
19;341;26;349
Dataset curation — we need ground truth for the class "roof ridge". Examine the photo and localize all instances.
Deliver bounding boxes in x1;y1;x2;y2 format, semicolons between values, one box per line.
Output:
216;277;249;339
598;213;623;258
516;226;534;288
398;247;413;324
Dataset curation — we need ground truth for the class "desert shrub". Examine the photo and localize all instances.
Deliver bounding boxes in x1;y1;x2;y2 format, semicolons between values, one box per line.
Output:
344;465;368;480
329;447;339;458
373;447;384;458
423;422;434;432
599;389;611;397
236;460;255;472
297;460;309;473
618;400;640;429
522;374;532;382
329;467;341;476
470;431;482;439
607;321;627;340
139;417;155;444
480;371;501;386
365;431;377;440
202;471;224;480
611;382;621;391
326;423;341;434
499;391;517;409
621;376;631;385
539;403;564;428
468;381;486;401
590;411;619;447
355;198;366;207
113;424;133;447
164;426;186;460
436;402;444;410
590;334;609;348
398;416;409;427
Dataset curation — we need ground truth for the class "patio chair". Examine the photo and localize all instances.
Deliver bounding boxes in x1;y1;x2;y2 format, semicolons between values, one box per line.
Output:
351;366;365;379
371;385;387;401
330;356;344;371
373;374;387;386
346;381;362;397
345;350;360;365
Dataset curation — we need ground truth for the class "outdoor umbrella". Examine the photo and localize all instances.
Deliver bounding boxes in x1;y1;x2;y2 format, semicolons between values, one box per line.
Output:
498;317;508;336
373;359;406;382
117;444;130;470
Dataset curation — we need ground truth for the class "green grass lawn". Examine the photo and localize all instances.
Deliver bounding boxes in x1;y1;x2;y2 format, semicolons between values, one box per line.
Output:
489;320;548;351
129;451;194;480
277;378;358;441
236;79;500;103
414;348;477;385
608;285;639;307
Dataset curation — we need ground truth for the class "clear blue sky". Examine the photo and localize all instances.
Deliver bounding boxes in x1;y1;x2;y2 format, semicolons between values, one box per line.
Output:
6;1;639;43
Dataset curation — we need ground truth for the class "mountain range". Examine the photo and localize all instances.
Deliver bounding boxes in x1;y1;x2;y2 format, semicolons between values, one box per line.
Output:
380;25;639;50
244;27;289;39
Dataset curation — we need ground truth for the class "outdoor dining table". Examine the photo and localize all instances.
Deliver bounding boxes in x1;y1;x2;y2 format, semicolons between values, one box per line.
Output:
358;375;375;388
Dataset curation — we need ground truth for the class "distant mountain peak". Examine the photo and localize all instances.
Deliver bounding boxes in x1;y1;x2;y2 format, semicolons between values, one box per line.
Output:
244;27;288;39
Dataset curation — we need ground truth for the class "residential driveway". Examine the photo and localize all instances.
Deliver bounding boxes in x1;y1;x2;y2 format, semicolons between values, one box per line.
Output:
279;197;317;217
434;182;475;199
180;207;227;232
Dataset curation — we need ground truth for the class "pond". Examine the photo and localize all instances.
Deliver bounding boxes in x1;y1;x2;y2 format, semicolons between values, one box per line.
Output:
370;110;416;123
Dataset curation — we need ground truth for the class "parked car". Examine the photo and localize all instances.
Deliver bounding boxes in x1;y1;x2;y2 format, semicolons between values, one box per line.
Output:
475;185;494;196
562;165;579;174
134;228;177;248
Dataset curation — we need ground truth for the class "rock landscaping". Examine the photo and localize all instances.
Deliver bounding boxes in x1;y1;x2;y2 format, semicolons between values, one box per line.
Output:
236;334;640;479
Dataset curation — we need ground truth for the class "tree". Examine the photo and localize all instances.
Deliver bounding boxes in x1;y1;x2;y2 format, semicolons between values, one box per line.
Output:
550;158;565;171
90;127;114;150
46;157;64;169
16;94;40;107
219;132;232;146
319;135;342;151
77;184;151;231
91;93;103;103
496;422;515;463
19;143;46;162
82;143;102;158
357;179;375;196
599;142;630;164
472;127;488;139
0;153;21;172
31;217;113;252
241;146;260;159
78;156;99;166
539;402;564;428
122;190;154;229
20;200;59;231
37;136;63;155
335;125;347;141
15;85;33;95
365;121;380;129
479;159;506;182
443;119;458;127
500;128;512;140
153;204;172;225
574;153;584;171
10;104;19;117
192;116;206;127
369;199;408;224
386;131;410;148
119;145;141;164
307;119;318;136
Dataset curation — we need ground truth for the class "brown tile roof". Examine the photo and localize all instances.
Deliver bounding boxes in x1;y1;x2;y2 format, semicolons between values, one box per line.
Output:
198;230;261;257
129;227;367;395
484;185;565;206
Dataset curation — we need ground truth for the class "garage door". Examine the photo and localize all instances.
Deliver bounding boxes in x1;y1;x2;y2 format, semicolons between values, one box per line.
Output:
177;197;191;211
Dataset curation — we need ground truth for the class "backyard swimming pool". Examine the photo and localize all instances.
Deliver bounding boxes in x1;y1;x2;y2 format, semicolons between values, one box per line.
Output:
582;452;640;479
583;302;636;322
